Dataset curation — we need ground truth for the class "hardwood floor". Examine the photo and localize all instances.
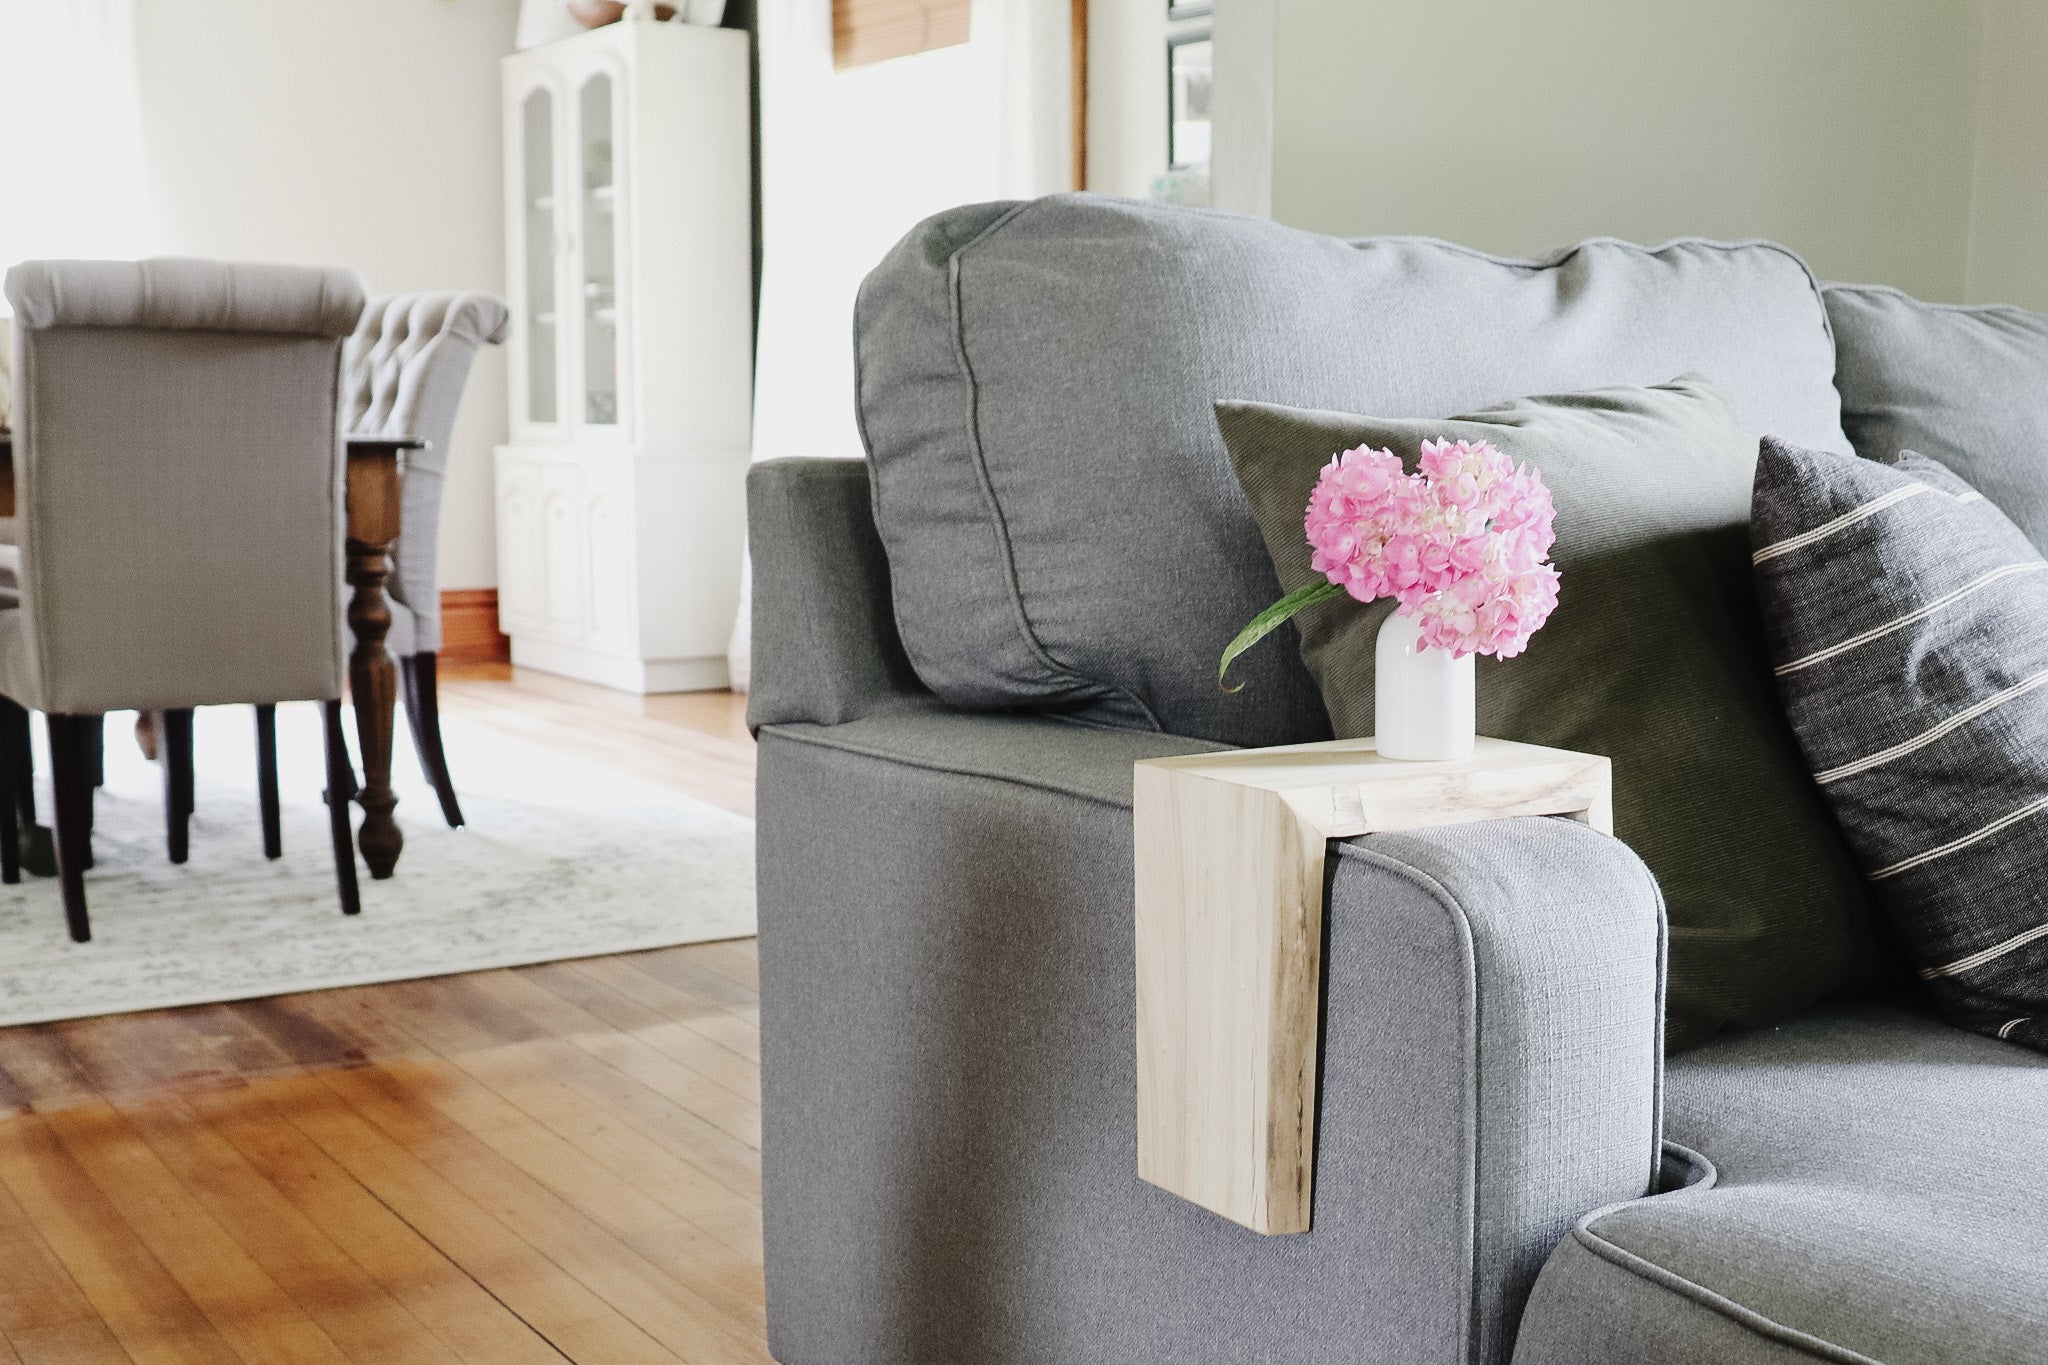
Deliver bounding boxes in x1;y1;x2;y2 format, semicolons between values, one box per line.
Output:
0;674;772;1364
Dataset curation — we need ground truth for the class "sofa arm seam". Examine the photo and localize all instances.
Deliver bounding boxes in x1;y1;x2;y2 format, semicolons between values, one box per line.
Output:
1334;841;1488;1362
1337;827;1669;1365
758;721;1192;813
1567;1221;1884;1365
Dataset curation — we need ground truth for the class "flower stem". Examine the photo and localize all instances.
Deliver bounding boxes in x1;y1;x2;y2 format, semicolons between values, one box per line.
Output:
1218;579;1348;692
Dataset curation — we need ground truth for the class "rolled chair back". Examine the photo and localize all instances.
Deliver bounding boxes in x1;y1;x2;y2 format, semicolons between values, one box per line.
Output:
1;257;366;715
342;292;508;654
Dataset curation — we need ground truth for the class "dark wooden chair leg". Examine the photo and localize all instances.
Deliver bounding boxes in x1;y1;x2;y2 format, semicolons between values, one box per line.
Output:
162;708;194;864
48;714;92;942
255;704;282;859
10;704;52;879
13;702;34;827
82;715;101;867
402;652;464;828
0;700;19;886
323;700;361;916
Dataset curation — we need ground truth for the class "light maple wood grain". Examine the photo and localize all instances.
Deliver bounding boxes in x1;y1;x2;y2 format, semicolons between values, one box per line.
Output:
1134;735;1612;1236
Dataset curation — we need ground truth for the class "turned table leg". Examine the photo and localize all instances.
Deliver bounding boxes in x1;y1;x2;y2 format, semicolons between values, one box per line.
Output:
345;441;408;879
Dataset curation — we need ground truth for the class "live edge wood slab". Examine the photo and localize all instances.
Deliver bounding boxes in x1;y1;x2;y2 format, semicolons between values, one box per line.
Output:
1133;735;1613;1236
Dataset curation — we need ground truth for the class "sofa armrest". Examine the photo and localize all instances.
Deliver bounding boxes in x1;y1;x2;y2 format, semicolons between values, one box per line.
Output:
757;704;1666;1365
747;457;928;730
1327;822;1666;1364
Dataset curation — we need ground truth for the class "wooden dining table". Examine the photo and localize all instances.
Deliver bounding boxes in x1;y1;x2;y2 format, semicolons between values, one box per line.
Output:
0;429;415;879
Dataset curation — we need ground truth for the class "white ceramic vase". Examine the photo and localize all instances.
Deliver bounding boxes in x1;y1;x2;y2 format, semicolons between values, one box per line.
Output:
1374;610;1475;761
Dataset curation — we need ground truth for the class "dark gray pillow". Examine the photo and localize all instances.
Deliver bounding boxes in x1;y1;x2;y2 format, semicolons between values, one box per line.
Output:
1217;378;1885;1053
1752;437;2048;1053
1826;284;2048;553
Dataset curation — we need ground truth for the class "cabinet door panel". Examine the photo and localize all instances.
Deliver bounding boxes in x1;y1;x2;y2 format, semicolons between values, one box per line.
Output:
540;462;587;637
508;74;569;440
584;474;635;650
572;61;630;440
495;458;546;631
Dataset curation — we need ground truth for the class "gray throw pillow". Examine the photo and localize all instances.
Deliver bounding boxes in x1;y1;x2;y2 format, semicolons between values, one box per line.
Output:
1217;378;1885;1053
1752;437;2048;1053
1826;284;2048;554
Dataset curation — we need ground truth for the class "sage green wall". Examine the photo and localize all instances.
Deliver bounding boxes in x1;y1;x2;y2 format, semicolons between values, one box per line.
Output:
1966;2;2048;309
1269;1;1985;301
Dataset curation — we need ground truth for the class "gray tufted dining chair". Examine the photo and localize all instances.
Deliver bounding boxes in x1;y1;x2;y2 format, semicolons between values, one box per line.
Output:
336;291;507;828
1;257;367;942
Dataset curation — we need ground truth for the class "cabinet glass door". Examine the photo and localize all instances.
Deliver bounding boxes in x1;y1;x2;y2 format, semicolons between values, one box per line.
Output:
521;86;559;426
578;71;621;429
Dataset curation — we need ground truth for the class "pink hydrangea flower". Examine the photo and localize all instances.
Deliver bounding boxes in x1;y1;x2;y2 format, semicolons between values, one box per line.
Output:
1300;437;1559;658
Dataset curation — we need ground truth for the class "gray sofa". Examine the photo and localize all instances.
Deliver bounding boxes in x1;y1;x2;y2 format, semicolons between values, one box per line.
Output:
748;195;2048;1365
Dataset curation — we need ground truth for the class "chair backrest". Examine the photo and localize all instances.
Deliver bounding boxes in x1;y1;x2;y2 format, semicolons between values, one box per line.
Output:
341;292;507;652
2;257;365;715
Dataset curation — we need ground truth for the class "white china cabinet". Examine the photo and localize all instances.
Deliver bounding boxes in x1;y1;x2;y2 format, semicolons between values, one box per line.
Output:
497;18;751;692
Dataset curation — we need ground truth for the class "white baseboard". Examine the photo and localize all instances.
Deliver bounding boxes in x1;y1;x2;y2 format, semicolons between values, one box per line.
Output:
510;636;732;694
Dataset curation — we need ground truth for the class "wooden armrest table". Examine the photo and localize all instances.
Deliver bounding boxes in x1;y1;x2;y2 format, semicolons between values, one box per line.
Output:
1133;735;1613;1235
0;431;417;880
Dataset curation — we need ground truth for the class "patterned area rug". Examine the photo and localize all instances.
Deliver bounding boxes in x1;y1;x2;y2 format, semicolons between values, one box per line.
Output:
0;700;755;1026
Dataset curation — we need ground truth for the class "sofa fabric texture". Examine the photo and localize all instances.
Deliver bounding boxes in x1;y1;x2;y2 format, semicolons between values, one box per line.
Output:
1826;283;2048;553
1751;438;2048;1051
1515;1004;2048;1363
746;458;928;732
856;194;1849;747
1214;380;1882;1051
759;720;1666;1365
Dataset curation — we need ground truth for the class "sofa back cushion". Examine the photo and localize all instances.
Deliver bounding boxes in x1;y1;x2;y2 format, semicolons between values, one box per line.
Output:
857;194;1849;745
1827;284;2048;554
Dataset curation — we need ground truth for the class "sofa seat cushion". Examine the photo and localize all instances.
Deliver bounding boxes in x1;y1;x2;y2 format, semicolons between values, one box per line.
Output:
1513;1004;2048;1364
858;194;1850;746
1827;284;2048;555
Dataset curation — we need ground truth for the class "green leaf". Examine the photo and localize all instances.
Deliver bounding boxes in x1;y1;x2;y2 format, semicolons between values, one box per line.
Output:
1218;579;1348;692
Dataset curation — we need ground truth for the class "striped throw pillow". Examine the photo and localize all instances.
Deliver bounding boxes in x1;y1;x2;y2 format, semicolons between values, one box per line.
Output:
1752;436;2048;1051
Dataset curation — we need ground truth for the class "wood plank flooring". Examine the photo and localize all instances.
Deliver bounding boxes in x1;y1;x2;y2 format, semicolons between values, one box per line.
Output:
0;674;773;1364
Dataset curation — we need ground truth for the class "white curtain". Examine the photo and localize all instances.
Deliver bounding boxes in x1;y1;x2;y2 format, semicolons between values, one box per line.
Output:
0;0;152;298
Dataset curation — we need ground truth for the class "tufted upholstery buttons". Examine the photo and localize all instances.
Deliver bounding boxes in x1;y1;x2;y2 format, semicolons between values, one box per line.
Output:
339;291;508;653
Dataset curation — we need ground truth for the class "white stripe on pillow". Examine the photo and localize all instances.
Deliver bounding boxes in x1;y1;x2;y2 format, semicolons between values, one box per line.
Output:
1816;667;2048;784
1774;562;2048;676
1921;918;2048;981
1872;796;2048;882
1751;483;1930;564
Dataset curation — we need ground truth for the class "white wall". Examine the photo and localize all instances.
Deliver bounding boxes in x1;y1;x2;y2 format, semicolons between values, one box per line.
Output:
132;0;517;589
749;0;1069;466
734;0;1070;683
1244;0;1992;302
1083;0;1163;200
